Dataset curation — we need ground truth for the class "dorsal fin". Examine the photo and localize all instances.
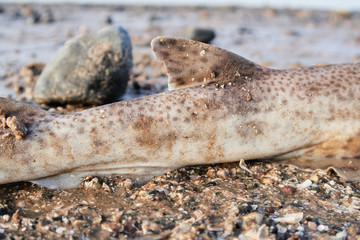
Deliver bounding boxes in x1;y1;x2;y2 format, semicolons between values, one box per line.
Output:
151;37;268;90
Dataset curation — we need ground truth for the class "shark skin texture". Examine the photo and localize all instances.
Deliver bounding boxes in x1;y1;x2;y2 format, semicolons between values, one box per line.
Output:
0;36;359;188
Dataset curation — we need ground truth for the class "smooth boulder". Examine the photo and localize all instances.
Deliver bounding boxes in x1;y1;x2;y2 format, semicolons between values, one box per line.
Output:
34;26;132;106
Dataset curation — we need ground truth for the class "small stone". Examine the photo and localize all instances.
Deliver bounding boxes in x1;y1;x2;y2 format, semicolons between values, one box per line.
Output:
297;179;312;189
262;178;273;184
329;180;336;186
242;212;263;231
206;168;216;177
84;177;102;190
2;214;10;222
307;221;317;231
56;227;66;234
265;206;275;213
336;231;348;239
102;182;111;192
16;201;25;208
279;186;295;195
141;220;159;235
273;212;303;224
317;224;328;231
34;26;132;106
40;190;53;199
123;179;133;189
188;28;216;43
216;169;229;179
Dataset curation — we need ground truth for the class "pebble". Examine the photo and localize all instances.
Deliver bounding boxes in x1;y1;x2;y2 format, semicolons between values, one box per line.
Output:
16;201;25;208
34;26;132;106
336;231;348;239
297;179;312;189
242;212;263;231
279;186;295;195
187;28;216;43
273;212;303;224
56;227;66;234
123;179;133;189
262;178;274;184
317;224;328;231
307;221;317;231
84;178;101;190
310;174;319;183
216;169;229;179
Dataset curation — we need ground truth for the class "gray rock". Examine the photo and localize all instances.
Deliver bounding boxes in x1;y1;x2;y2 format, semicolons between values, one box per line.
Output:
189;28;216;43
34;26;132;105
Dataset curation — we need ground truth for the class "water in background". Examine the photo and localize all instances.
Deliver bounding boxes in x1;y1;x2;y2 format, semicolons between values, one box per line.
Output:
0;0;360;11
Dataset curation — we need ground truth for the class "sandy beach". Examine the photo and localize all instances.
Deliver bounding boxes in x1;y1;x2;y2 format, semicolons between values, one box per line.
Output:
0;3;359;239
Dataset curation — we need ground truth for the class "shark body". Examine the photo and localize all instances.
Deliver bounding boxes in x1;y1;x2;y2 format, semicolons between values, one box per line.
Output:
0;37;359;188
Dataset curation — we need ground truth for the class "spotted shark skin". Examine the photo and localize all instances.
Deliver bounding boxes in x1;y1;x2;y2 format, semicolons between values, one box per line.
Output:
0;37;359;188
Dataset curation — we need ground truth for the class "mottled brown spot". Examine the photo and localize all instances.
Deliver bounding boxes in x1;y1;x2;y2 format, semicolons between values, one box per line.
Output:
90;127;97;134
77;127;84;134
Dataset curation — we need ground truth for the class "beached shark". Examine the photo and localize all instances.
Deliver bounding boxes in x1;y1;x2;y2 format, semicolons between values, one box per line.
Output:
0;37;359;188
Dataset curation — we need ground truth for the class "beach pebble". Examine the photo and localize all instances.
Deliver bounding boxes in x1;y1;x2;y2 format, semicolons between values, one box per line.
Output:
279;186;295;195
242;212;263;231
336;231;348;239
34;26;132;106
307;221;317;231
84;177;102;190
273;212;303;224
216;168;229;179
297;179;312;189
188;28;216;43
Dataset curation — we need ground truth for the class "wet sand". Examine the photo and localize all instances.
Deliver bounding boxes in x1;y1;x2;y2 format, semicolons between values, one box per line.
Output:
0;4;359;239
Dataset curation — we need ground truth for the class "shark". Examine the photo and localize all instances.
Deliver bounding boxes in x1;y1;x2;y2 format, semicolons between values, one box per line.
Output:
0;37;359;188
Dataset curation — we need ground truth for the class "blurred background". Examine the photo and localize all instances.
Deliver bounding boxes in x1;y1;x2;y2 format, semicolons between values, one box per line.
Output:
1;0;360;11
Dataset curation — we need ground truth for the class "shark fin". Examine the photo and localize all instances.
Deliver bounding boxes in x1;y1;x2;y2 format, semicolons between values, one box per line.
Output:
151;37;268;90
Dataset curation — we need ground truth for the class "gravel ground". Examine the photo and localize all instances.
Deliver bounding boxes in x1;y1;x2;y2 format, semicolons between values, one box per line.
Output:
0;4;359;239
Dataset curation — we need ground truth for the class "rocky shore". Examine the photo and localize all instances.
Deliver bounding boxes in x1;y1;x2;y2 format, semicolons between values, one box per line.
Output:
0;3;359;239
